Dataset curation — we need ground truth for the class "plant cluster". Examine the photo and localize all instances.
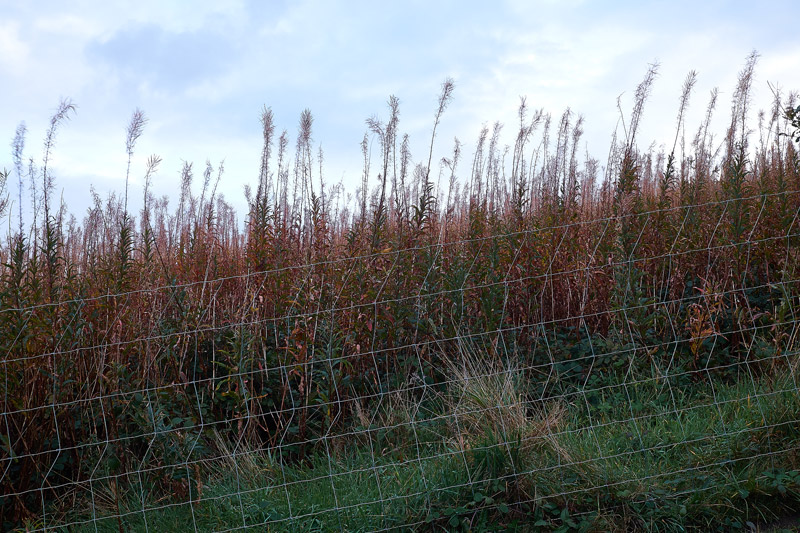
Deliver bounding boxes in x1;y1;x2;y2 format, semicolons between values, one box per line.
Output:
2;54;800;531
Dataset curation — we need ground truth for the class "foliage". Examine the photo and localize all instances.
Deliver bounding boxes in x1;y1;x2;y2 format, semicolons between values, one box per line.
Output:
783;104;800;144
2;62;800;531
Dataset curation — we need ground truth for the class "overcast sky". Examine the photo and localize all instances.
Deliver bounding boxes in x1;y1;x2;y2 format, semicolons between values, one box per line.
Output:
1;0;799;226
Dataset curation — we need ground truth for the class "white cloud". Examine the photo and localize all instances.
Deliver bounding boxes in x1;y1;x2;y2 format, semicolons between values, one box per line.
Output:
0;21;30;74
32;14;105;37
760;47;800;93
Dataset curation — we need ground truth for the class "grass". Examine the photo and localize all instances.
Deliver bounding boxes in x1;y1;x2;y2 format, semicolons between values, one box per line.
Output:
49;355;800;532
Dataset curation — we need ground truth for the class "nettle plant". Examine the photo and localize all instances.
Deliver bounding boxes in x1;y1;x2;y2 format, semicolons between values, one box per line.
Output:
784;103;800;144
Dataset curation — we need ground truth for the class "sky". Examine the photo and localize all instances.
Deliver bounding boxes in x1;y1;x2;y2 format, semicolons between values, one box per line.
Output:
1;0;799;227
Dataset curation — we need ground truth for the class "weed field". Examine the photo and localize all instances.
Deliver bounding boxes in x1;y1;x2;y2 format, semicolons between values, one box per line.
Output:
3;55;800;531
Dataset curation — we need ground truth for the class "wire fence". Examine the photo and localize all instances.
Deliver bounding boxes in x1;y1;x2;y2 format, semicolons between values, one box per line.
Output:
3;190;800;531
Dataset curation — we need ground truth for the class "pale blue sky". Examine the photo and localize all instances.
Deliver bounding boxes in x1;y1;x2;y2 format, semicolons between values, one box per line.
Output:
1;0;799;224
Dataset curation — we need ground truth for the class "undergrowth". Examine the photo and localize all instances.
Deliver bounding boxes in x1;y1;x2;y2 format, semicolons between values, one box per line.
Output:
63;359;800;532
